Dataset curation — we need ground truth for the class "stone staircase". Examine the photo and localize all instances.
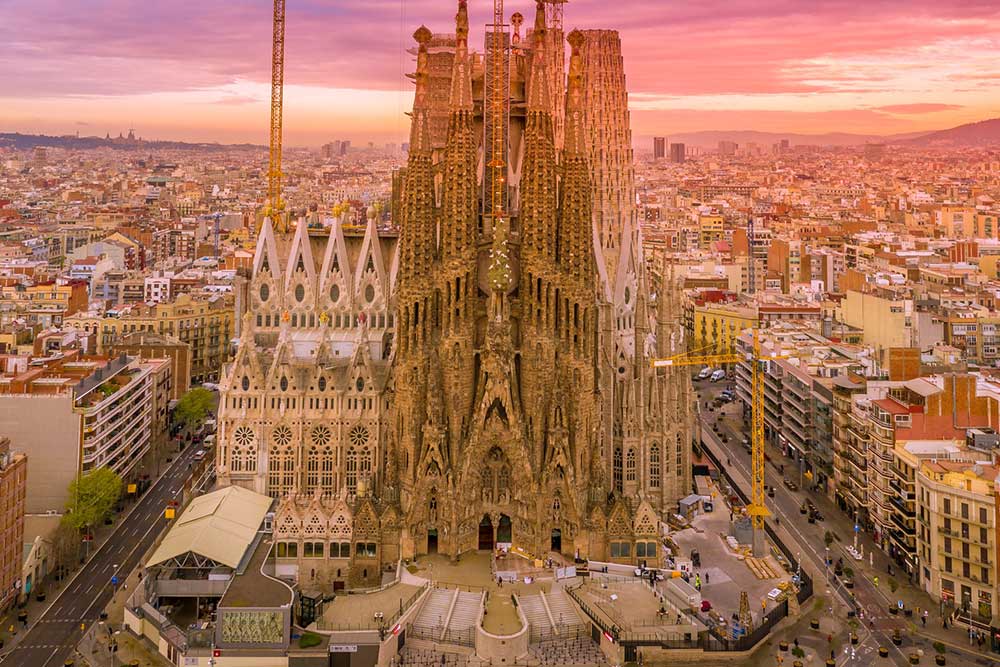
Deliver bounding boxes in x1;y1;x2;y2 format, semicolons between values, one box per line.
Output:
546;589;584;630
448;591;482;632
518;594;552;636
414;587;453;631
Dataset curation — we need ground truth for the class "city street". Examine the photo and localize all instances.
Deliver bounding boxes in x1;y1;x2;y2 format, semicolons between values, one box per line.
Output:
1;441;203;667
696;379;997;667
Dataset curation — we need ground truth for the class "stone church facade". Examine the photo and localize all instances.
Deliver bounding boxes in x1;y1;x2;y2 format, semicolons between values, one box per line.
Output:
216;1;693;591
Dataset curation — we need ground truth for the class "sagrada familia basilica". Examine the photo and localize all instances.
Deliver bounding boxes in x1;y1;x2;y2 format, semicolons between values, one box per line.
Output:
216;0;695;590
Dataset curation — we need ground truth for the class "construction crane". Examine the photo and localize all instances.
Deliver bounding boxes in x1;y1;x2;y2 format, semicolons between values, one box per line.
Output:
651;329;786;555
482;0;509;235
262;0;287;233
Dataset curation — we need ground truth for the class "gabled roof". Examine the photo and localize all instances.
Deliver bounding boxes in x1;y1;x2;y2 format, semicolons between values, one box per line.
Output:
147;485;273;569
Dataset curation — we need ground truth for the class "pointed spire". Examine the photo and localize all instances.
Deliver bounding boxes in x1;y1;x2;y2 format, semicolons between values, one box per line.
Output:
448;1;473;112
526;2;550;114
564;30;586;155
409;26;433;153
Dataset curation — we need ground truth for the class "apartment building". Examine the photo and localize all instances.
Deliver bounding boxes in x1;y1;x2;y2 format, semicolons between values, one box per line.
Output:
67;291;233;384
918;452;998;626
0;438;26;612
0;280;88;329
0;351;169;512
735;324;873;496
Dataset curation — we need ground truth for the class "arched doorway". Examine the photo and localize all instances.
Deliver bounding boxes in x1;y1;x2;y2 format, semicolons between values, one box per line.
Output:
551;528;562;552
478;515;494;550
427;529;438;554
497;514;512;545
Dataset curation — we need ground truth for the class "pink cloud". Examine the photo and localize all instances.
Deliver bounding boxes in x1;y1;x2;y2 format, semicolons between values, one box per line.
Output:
2;0;1000;140
873;103;964;114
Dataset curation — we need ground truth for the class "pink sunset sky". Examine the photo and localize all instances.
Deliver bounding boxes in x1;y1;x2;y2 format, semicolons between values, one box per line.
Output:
2;0;999;146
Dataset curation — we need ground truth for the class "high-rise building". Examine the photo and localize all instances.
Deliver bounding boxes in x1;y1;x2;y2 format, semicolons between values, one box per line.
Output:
653;136;666;160
718;140;738;156
217;1;693;590
670;142;686;163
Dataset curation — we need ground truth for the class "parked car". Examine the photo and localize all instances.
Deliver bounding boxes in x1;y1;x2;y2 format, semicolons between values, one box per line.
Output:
697;367;712;380
710;369;726;382
783;478;798;491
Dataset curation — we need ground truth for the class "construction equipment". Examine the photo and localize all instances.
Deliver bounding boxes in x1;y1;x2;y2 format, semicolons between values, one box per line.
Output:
262;0;287;233
482;0;509;235
651;329;786;555
738;590;753;634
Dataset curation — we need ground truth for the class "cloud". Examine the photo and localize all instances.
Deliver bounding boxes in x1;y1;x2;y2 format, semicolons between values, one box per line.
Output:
872;103;964;114
2;0;1000;140
214;95;261;106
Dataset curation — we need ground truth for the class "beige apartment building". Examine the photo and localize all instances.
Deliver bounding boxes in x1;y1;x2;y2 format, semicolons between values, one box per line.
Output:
917;455;998;624
67;292;233;384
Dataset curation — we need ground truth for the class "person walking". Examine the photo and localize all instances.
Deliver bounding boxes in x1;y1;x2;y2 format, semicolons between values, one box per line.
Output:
922;610;928;627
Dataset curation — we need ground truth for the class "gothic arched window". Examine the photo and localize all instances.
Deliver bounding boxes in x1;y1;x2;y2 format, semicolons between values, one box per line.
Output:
613;447;623;493
649;443;661;489
625;447;637;482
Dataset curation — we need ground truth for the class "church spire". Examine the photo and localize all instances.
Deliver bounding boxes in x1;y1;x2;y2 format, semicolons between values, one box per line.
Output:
409;26;433;154
448;1;473;112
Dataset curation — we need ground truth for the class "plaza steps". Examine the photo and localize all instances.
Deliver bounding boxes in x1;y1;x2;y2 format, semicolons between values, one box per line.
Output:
413;587;453;632
545;589;585;631
448;591;482;633
518;594;553;636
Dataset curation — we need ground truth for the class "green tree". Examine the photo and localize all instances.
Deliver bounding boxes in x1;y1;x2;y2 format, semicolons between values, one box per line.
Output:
175;387;215;428
63;467;123;532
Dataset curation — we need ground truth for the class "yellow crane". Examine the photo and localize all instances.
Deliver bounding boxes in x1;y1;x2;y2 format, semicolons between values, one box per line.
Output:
262;0;287;233
651;329;786;554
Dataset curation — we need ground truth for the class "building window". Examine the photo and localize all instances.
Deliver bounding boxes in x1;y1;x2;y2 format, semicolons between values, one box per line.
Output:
625;448;636;482
613;447;623;493
303;542;324;558
276;542;298;558
649;443;661;488
355;542;377;558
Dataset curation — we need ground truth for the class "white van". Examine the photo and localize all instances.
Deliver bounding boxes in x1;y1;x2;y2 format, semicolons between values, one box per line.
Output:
710;369;726;382
203;434;216;448
697;367;712;380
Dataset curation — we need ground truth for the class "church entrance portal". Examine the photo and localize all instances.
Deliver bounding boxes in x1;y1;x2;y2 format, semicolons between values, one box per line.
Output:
427;529;438;554
551;528;562;552
497;514;512;544
478;515;494;550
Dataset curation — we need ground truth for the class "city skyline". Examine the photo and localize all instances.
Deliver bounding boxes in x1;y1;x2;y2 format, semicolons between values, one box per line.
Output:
3;0;1000;145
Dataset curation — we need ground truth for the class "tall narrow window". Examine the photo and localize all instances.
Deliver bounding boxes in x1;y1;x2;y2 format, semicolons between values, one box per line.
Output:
649;443;661;488
625;447;637;482
613;447;623;493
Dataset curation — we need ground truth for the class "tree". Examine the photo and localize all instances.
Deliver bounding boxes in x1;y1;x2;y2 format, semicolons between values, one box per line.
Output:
52;520;82;577
63;467;123;532
175;387;215;428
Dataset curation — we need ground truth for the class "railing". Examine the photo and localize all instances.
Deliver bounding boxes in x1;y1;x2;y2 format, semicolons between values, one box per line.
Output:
408;624;475;647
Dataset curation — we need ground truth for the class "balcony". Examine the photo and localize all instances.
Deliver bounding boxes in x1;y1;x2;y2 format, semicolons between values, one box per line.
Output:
890;505;917;531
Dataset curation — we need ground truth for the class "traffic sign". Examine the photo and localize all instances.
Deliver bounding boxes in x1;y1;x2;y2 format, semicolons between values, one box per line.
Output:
111;576;118;586
854;524;859;533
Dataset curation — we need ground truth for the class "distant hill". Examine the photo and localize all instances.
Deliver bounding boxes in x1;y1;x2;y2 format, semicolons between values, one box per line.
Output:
644;129;926;149
904;118;1000;147
0;132;264;152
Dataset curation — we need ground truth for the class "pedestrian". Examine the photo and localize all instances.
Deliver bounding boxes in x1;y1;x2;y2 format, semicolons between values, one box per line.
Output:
830;649;835;660
921;611;927;627
793;638;799;648
705;572;710;584
873;576;879;588
943;617;948;630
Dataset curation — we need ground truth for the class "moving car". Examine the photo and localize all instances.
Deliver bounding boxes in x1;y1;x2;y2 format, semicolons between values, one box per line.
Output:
193;449;207;461
783;478;798;491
